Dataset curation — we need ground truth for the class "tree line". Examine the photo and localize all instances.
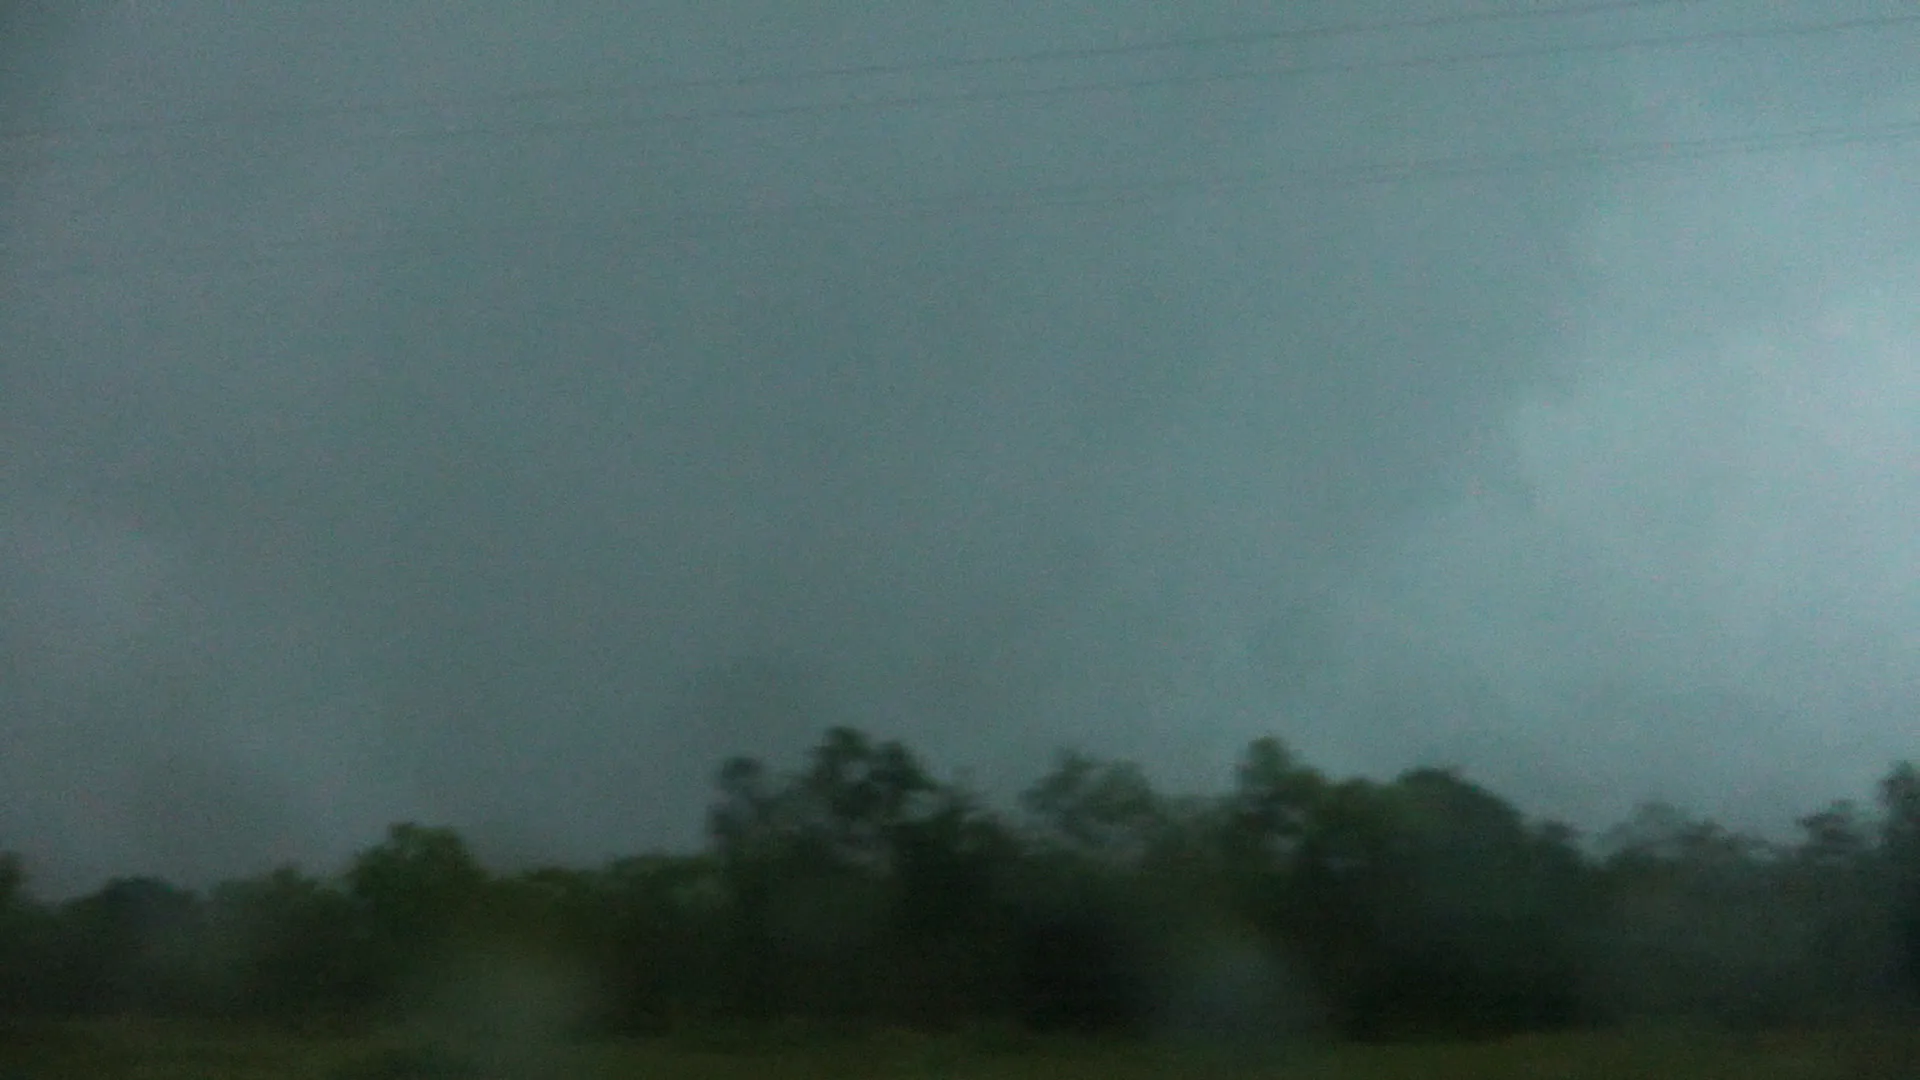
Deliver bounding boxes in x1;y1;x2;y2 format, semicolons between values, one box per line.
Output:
2;728;1918;1042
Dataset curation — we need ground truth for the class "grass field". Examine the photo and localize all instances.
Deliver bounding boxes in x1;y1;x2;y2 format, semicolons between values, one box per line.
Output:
1;1019;1916;1079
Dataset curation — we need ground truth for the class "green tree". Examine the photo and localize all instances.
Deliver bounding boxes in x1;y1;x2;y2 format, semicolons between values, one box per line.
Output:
593;855;728;1031
1282;776;1400;1029
1879;761;1920;1000
1359;768;1588;1036
1225;737;1326;867
58;876;208;1016
1022;750;1165;866
1216;738;1328;951
0;853;57;1017
885;780;1021;1025
206;866;368;1021
1590;802;1793;1026
345;823;490;1007
1010;753;1170;1033
796;727;937;871
1776;800;1892;1019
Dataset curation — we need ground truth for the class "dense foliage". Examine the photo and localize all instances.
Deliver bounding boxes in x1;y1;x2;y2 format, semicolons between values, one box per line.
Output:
3;731;1917;1043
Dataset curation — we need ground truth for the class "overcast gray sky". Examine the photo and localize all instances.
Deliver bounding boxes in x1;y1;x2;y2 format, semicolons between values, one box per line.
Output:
2;0;1917;892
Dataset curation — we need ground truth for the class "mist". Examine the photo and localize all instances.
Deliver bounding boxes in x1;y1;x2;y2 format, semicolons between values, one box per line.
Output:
3;0;1917;892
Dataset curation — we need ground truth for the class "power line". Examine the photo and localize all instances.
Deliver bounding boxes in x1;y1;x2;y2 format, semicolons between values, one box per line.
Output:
484;0;1713;97
366;12;1911;147
0;0;1707;143
10;117;1917;281
981;119;1920;210
0;10;1905;162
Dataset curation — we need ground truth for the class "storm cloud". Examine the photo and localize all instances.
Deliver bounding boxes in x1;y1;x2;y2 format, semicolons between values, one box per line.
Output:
2;0;1916;891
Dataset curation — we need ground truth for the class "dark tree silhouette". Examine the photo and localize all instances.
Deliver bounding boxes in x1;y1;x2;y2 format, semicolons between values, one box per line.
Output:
0;727;1915;1041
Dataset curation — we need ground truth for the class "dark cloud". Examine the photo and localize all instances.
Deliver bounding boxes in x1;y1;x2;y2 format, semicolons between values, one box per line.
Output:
4;1;1915;892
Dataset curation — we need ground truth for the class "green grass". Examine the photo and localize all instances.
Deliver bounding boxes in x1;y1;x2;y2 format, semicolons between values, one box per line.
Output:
1;1020;1916;1079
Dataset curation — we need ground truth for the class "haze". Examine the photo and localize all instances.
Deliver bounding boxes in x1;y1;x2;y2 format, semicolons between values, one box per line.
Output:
2;0;1916;893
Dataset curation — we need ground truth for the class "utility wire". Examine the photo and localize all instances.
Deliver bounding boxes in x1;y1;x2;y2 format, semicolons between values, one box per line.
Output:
361;11;1913;147
3;9;1911;175
11;117;1918;281
1;10;1908;163
0;0;1708;143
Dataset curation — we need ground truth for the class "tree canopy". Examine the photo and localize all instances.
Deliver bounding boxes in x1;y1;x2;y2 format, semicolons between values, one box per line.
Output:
1;729;1915;1042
